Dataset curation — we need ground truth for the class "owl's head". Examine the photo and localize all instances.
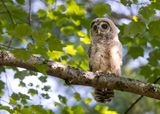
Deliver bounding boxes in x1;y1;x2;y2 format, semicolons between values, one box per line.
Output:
90;18;119;38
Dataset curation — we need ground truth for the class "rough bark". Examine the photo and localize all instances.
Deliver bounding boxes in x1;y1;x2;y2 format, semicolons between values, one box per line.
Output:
0;50;160;100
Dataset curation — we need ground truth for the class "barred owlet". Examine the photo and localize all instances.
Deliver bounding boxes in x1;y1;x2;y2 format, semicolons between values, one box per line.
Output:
88;18;122;103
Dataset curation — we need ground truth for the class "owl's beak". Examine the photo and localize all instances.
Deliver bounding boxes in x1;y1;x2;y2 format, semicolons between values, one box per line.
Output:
97;29;101;34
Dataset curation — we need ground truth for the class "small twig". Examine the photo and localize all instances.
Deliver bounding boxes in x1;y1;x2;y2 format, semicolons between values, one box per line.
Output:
124;96;143;114
1;0;15;25
0;98;14;108
124;77;160;114
7;39;14;50
0;43;15;50
1;0;16;49
28;0;32;25
28;0;35;44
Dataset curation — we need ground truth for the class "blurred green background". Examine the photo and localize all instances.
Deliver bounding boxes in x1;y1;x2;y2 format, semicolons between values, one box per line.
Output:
0;0;160;114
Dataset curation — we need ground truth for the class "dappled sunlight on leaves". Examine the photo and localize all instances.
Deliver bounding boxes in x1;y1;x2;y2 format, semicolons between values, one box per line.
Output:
0;0;160;114
95;105;118;114
65;45;77;55
66;0;86;16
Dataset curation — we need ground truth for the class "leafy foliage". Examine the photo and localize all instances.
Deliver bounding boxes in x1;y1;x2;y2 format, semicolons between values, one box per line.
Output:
0;0;160;114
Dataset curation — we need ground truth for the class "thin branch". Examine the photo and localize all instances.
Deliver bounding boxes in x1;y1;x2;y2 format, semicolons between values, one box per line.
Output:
1;0;16;49
124;96;143;114
7;39;14;50
1;0;15;25
0;99;13;107
124;77;160;114
28;0;35;44
28;0;32;25
0;43;16;50
0;51;160;101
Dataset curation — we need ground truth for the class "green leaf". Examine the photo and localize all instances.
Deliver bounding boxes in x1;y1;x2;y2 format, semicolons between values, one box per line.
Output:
60;26;75;35
0;106;13;113
20;107;32;114
124;22;146;36
21;105;54;114
0;80;4;95
32;46;48;56
72;105;84;114
19;92;30;99
48;51;64;60
41;93;50;99
65;45;77;55
62;106;73;114
80;59;89;71
80;36;91;44
128;46;144;59
19;93;30;104
19;81;26;87
57;5;66;12
37;9;46;18
149;20;160;37
48;37;63;51
150;2;160;10
54;102;62;107
14;70;30;80
139;6;155;19
28;89;38;96
140;65;152;78
84;98;92;104
10;93;19;105
42;86;51;91
150;38;160;47
39;76;47;82
47;0;56;5
11;93;20;100
120;0;132;5
32;31;48;46
95;105;118;114
76;45;85;56
58;95;67;104
12;49;31;61
148;49;160;66
35;64;48;75
9;98;17;105
66;0;86;16
93;3;111;16
14;24;31;38
47;11;57;20
16;0;25;4
73;92;81;101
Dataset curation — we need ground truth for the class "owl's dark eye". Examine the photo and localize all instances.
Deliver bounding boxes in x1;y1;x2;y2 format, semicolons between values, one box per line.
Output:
101;24;108;29
91;22;95;28
93;25;97;30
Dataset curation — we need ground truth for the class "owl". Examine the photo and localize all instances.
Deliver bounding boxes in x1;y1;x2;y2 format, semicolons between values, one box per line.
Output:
88;18;122;103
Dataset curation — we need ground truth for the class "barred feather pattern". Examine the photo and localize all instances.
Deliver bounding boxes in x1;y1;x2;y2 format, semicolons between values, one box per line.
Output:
94;88;114;103
89;18;122;103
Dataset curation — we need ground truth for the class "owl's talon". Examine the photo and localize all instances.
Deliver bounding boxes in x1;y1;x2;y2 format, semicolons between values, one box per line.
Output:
95;71;105;76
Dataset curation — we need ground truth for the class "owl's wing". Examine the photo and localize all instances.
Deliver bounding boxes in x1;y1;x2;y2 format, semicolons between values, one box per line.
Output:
117;43;123;66
88;44;93;71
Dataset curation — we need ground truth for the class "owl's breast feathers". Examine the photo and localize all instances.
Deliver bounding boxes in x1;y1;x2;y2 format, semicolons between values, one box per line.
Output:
89;37;122;76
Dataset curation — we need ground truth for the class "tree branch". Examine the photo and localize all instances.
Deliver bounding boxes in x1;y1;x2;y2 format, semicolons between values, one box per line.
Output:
0;50;160;100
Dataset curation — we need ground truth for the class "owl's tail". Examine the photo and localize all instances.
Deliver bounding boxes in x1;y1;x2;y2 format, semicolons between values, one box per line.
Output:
94;88;114;103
